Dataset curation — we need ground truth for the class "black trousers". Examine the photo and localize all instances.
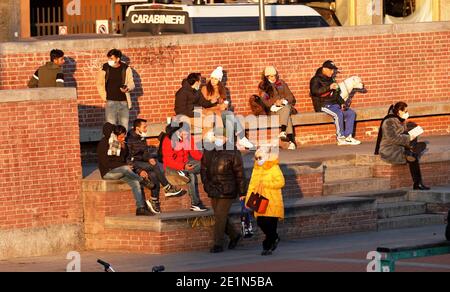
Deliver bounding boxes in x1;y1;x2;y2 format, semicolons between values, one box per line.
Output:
408;159;423;185
257;217;279;250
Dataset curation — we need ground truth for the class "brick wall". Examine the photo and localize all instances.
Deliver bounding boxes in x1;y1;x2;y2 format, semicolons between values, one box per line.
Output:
0;88;83;259
0;22;449;142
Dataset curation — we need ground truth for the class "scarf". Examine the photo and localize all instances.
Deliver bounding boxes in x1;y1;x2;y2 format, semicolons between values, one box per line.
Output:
108;133;122;156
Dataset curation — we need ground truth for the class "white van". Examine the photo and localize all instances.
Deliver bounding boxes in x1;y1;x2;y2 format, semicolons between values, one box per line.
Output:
124;3;329;35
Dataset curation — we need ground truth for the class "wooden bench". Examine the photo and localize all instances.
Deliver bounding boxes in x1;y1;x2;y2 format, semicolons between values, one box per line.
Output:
376;241;450;272
80;101;450;142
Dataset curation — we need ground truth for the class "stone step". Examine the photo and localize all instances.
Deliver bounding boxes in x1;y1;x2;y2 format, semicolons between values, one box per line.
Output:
377;202;427;219
323;178;391;196
377;214;445;231
347;189;408;203
96;197;377;254
324;165;373;183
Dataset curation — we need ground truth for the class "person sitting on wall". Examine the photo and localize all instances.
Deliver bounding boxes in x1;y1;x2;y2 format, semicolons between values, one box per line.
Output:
201;66;254;149
256;66;297;150
28;49;65;88
374;102;430;191
161;122;208;212
127;119;187;215
310;60;361;146
97;123;155;216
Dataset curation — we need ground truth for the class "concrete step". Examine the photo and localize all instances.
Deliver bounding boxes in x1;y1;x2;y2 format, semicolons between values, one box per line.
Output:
323;178;391;196
324;165;373;183
347;189;408;203
377;202;427;219
377;214;445;231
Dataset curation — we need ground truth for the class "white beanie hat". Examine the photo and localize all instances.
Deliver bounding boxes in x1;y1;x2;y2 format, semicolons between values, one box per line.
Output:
210;66;224;81
264;66;277;77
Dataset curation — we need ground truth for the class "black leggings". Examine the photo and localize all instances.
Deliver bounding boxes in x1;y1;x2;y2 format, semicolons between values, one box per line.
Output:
257;217;279;250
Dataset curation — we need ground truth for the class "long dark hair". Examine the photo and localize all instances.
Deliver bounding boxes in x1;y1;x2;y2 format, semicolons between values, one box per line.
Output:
205;79;226;98
258;73;278;97
393;101;408;116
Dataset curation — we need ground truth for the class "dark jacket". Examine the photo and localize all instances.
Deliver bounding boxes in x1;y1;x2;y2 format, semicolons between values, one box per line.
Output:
201;148;246;199
258;79;296;108
28;62;64;88
310;68;343;111
174;79;217;118
126;130;158;172
378;116;411;165
97;123;129;178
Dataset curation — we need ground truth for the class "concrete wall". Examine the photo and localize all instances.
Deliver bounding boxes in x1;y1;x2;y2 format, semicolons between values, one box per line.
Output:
0;88;84;260
0;0;21;42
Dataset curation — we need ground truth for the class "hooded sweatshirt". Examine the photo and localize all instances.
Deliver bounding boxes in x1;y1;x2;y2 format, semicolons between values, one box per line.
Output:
174;79;217;118
310;68;343;109
97;123;129;177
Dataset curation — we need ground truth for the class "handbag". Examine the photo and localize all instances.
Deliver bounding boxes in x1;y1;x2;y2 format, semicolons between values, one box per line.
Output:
246;184;269;214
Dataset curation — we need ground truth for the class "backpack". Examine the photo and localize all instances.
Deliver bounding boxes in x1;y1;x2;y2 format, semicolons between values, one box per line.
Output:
249;95;270;116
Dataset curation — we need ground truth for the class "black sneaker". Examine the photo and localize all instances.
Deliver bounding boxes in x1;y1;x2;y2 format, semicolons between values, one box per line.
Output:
164;184;186;197
146;199;161;214
261;250;272;256
228;234;242;250
271;237;280;252
191;203;208;212
210;245;224;253
136;207;154;216
141;178;155;190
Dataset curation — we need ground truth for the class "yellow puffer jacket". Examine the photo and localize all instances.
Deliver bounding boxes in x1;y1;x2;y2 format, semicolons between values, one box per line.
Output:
245;160;285;219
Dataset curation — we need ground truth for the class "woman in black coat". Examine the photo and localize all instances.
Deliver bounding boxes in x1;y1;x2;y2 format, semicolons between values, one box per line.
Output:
201;136;247;253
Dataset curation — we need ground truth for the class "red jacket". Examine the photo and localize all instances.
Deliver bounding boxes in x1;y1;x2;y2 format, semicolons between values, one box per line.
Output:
162;136;203;171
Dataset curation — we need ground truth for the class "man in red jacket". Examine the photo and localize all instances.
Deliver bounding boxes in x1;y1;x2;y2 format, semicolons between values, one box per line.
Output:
162;123;208;212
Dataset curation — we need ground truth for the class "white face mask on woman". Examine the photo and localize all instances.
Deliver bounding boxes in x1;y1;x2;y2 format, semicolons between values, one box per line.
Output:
108;60;117;67
400;112;410;120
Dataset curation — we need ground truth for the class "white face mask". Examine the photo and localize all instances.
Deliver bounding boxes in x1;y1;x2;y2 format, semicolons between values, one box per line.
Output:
257;159;266;166
401;112;410;120
214;139;225;148
108;60;117;67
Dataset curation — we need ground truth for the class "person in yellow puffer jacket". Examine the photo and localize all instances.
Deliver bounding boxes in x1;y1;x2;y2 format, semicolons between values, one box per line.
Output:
242;146;285;256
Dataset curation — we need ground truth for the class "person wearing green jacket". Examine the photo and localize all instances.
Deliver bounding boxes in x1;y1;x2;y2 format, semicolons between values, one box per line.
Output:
28;49;65;88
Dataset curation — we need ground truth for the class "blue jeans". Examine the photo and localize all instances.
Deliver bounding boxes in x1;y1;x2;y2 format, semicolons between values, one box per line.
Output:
321;104;356;138
166;160;202;206
105;101;129;130
103;165;145;208
222;110;245;139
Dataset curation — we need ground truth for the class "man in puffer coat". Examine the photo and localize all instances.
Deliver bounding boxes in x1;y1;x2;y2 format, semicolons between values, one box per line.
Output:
201;135;246;253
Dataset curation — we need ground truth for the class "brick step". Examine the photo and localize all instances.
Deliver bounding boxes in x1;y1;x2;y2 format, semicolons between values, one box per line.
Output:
88;197;377;254
347;189;409;203
323;178;391;196
377;202;427;219
324;165;373;183
377;214;445;231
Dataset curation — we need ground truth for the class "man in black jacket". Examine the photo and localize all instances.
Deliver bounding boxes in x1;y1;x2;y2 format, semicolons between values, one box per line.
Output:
310;60;360;146
201;135;246;253
97;123;154;216
174;73;218;118
127;119;186;214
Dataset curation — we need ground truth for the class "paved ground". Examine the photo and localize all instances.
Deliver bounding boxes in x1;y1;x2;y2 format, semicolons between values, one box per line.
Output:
0;225;448;272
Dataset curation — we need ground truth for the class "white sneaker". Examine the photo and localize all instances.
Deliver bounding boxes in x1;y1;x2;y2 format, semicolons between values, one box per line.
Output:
337;138;351;146
288;142;297;150
345;136;361;145
238;137;255;149
279;131;288;141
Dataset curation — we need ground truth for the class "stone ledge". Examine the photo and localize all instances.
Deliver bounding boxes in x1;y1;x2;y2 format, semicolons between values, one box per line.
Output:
80;101;450;142
0;88;77;103
1;22;449;54
103;196;376;232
